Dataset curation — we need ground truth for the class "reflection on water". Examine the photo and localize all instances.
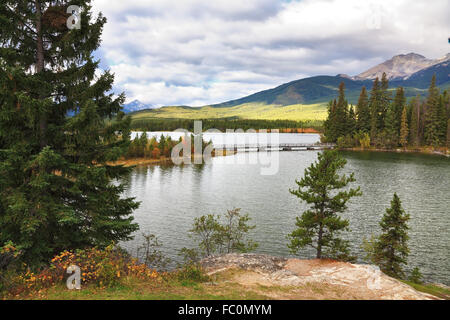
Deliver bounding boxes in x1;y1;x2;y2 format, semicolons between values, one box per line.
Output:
120;148;450;285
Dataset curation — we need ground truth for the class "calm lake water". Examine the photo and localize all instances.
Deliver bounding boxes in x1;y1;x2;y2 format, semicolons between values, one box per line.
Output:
121;133;450;285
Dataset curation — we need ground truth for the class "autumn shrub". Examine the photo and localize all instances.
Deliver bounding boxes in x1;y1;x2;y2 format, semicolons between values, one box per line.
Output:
0;242;22;295
6;245;159;295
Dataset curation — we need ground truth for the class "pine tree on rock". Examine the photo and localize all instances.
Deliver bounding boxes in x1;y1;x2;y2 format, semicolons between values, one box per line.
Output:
0;1;139;264
373;193;410;279
288;150;361;261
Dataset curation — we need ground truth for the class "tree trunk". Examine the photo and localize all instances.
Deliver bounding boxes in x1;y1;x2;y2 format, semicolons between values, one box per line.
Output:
35;0;47;148
317;223;323;259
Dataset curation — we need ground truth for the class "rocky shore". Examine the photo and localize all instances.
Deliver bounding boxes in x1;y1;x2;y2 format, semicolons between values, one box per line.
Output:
201;253;440;300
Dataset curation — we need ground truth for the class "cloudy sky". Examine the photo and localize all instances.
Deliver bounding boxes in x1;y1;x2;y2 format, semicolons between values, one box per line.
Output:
92;0;450;107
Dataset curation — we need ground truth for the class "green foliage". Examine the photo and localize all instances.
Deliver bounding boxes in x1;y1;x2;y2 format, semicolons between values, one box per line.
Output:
356;86;371;132
336;134;357;148
176;263;209;284
399;107;409;147
424;75;443;147
368;193;410;279
392;87;406;135
137;233;171;271
188;214;223;257
176;248;209;284
288;150;361;261
182;208;258;259
324;74;449;149
409;267;423;284
221;208;258;254
409;96;421;146
355;131;371;149
0;1;139;265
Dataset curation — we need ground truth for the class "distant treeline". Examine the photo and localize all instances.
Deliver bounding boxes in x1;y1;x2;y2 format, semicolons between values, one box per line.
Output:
126;133;210;160
324;73;450;149
130;118;324;132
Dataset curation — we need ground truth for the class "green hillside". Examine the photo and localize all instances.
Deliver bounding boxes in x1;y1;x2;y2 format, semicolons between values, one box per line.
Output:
132;102;328;122
131;62;450;122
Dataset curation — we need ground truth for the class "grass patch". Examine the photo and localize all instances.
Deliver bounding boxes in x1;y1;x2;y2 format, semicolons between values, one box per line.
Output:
401;281;450;300
5;273;270;300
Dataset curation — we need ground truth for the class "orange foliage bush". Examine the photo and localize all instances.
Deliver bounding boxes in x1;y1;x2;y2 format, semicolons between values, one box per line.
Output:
11;245;159;294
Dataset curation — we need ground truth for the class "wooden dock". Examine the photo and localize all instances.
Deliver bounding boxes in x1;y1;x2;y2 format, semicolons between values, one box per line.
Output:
213;143;335;152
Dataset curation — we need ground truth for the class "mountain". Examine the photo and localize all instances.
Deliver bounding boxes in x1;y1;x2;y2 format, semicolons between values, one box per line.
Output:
130;53;450;121
399;59;450;87
122;100;156;113
355;53;450;80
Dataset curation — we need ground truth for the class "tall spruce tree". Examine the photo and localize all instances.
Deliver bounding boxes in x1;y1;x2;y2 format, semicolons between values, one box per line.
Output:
392;87;406;135
334;82;349;138
356;86;370;132
399;106;409;147
288;150;361;261
447;119;450;149
347;105;356;135
0;1;139;264
369;77;381;140
424;74;441;147
323;99;337;142
437;94;448;145
409;96;422;146
383;103;399;148
372;194;410;279
323;83;349;142
379;73;391;130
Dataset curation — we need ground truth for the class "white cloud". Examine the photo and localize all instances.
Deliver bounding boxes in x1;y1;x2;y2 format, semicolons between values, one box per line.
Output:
92;0;450;106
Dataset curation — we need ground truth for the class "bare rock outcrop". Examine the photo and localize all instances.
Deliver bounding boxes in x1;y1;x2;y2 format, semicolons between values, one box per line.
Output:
201;253;438;300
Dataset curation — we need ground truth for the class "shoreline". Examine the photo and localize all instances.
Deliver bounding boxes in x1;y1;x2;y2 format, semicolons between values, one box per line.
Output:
132;128;321;134
340;146;450;158
109;150;237;167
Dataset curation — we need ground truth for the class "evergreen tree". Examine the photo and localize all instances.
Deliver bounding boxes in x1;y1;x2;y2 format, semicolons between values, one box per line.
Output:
399;106;409;147
139;132;148;157
379;73;391;131
0;1;139;264
392;87;406;135
347;105;357;135
437;95;448;145
288;150;361;261
383;104;399;148
424;75;441;147
323;83;349;142
447;119;450;149
409;96;422;146
372;194;410;279
334;82;349;138
369;77;381;140
356;86;370;132
323;100;337;142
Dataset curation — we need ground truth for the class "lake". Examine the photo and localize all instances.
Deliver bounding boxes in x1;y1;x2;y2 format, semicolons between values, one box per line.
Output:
121;133;450;285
